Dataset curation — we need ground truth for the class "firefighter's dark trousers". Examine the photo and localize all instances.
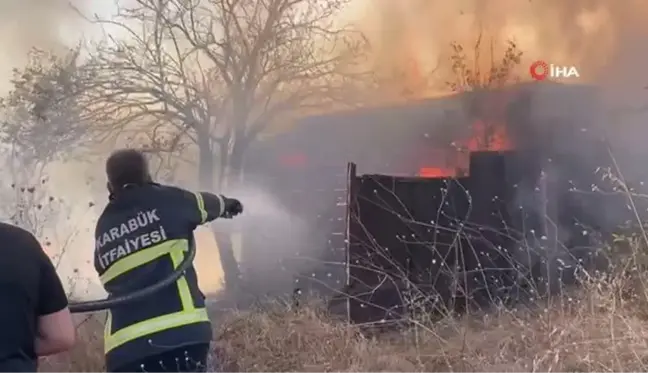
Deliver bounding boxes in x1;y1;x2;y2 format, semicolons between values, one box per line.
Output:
110;343;210;372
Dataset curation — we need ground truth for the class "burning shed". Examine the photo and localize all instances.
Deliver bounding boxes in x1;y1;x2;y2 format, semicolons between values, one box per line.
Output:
242;81;617;306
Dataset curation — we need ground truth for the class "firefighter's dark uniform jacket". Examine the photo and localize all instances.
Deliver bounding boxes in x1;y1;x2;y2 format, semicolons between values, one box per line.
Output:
93;183;226;371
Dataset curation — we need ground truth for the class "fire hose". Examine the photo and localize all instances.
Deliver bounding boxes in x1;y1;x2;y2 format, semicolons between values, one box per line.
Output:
68;238;197;313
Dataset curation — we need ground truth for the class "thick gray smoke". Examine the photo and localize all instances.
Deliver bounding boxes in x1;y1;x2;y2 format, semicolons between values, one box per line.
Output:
502;39;648;297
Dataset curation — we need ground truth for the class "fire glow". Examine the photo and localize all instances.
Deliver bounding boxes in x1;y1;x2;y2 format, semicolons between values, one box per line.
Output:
417;94;513;179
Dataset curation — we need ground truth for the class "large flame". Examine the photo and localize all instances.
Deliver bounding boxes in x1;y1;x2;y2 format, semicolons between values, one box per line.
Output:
353;0;648;97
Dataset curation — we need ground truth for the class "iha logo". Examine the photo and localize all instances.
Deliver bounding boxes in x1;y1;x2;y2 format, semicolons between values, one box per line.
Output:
529;60;580;81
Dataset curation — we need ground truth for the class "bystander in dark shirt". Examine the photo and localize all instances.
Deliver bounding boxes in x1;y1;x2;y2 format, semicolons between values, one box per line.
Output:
0;222;69;372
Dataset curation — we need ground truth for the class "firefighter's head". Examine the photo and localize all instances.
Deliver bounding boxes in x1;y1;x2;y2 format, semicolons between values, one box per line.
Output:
105;149;153;194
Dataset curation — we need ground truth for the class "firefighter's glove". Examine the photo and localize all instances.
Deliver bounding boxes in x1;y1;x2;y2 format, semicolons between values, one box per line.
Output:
222;197;243;218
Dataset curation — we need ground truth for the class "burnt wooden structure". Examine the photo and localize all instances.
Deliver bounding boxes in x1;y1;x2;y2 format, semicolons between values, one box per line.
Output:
241;82;645;321
342;148;628;323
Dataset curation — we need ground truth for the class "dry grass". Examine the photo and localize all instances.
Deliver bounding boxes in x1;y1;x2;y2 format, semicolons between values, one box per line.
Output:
39;268;648;372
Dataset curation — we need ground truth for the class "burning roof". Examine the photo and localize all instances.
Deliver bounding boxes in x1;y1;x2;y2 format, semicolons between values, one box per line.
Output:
247;81;601;177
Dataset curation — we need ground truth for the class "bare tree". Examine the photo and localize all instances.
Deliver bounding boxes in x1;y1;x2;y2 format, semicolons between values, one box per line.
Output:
0;47;94;165
77;0;366;290
0;46;96;246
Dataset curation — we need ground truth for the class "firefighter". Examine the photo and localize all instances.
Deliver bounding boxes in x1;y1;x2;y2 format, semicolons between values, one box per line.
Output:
94;149;243;372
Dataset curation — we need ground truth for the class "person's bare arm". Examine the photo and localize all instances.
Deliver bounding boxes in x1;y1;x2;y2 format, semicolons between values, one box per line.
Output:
35;308;75;356
34;244;75;356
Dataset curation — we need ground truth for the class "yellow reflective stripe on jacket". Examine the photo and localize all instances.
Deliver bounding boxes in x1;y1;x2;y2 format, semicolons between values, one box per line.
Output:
102;237;204;353
104;308;209;353
170;248;193;311
99;239;188;285
194;192;208;223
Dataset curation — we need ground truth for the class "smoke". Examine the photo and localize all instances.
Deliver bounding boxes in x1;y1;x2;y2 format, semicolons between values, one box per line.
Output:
6;0;648;302
354;0;648;92
0;0;133;300
0;0;91;91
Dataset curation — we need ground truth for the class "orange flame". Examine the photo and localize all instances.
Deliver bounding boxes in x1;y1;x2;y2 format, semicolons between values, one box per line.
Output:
418;166;456;178
465;120;512;151
418;93;514;178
